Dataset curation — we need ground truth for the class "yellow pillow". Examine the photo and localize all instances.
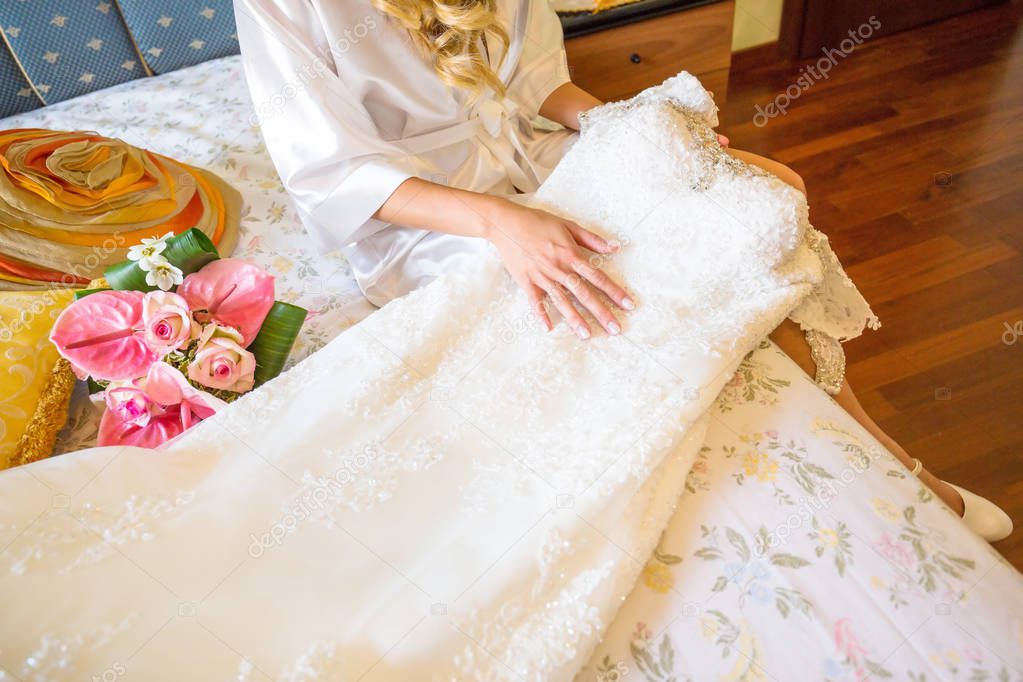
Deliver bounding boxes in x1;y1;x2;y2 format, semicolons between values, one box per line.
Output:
0;288;76;469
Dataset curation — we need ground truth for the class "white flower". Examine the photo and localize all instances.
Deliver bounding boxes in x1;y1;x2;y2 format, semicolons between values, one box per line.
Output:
127;232;174;270
145;261;184;291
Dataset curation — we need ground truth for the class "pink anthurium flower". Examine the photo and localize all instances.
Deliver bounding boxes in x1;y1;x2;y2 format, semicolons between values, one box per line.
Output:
177;259;275;346
97;362;226;448
142;362;225;421
50;290;160;381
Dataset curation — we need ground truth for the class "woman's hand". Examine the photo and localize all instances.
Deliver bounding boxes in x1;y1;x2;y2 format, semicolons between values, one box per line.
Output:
375;178;634;339
484;201;634;339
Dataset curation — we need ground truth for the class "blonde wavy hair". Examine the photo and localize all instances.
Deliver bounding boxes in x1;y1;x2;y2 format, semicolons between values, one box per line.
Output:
373;0;509;98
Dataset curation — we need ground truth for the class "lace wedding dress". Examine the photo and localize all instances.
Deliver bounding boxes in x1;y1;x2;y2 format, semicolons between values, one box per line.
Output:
0;73;876;681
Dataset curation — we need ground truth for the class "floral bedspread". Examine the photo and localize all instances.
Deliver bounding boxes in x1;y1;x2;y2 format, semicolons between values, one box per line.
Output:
2;56;1020;681
582;341;1023;681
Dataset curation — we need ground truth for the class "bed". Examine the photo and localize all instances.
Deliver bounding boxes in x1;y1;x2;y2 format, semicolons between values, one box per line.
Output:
1;56;1020;681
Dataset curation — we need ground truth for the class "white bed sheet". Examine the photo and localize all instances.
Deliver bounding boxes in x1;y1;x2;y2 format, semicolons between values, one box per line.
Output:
1;57;1020;681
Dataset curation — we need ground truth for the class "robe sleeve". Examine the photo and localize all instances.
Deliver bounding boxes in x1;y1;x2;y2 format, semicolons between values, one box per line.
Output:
505;0;573;118
234;0;416;248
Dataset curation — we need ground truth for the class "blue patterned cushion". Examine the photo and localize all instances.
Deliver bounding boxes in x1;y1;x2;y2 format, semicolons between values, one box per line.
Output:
1;1;146;106
0;38;41;118
115;1;238;75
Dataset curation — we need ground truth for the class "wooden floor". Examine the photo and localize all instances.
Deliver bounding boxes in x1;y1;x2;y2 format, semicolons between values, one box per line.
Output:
722;1;1023;568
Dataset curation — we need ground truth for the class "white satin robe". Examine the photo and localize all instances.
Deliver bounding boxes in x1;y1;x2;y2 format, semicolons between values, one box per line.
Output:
235;0;576;305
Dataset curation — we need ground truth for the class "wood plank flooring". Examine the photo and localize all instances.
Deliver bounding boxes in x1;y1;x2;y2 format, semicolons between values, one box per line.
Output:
722;1;1023;567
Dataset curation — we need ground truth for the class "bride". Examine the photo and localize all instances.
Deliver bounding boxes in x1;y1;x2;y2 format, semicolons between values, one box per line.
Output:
4;0;1011;680
235;0;1010;540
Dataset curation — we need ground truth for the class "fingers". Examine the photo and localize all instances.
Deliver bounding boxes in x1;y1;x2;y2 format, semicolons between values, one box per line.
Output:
561;273;621;336
511;272;553;332
571;257;634;312
504;214;636;340
540;277;591;340
717;133;730;148
565;221;619;254
562;222;634;313
524;282;553;332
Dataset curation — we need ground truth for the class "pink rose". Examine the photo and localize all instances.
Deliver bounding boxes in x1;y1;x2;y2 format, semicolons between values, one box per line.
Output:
187;323;256;393
104;383;153;429
142;291;197;353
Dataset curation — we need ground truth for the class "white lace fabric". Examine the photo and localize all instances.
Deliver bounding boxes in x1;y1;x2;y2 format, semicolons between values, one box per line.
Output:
0;73;877;681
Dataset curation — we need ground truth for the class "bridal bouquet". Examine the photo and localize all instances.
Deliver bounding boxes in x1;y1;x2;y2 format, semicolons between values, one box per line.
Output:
49;229;306;448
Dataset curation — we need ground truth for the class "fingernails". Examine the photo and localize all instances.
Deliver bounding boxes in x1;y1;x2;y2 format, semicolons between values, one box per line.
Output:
577;324;591;339
608;322;621;335
622;297;635;311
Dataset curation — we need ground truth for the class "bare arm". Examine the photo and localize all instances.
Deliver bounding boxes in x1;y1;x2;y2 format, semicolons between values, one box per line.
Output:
371;83;637;338
374;177;633;339
539;82;730;145
539;82;603;130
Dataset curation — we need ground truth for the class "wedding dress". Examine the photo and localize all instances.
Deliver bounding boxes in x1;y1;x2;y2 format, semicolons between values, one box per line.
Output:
0;73;876;681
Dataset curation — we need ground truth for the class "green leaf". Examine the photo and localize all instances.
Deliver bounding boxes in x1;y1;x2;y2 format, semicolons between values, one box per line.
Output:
948;556;976;570
661;634;675;671
630;643;658;677
86;377;108;395
770;553;811;569
775;595;790;618
104;228;220;291
654;549;683;565
726;527;751;562
921;563;938;592
864;659;893;678
249;301;307;386
694;547;722;561
756;526;771;556
904;505;917;524
73;287;110;300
